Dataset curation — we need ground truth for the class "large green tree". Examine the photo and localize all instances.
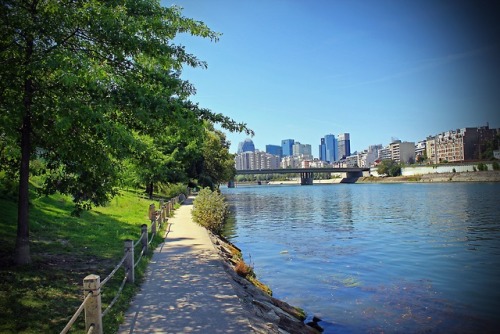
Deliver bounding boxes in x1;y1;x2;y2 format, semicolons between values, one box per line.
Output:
199;127;236;189
0;0;251;265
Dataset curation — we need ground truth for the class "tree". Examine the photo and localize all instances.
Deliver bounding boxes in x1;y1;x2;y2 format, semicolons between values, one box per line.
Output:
377;159;401;177
199;127;236;189
1;1;251;264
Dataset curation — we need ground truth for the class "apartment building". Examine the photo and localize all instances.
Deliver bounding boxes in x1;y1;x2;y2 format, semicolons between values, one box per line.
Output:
235;150;280;170
415;140;426;160
426;125;498;163
389;140;415;164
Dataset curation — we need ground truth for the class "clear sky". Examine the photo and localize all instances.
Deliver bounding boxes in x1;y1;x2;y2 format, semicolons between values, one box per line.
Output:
162;0;500;156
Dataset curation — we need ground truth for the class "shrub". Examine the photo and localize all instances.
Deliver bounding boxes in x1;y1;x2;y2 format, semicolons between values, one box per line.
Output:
192;188;228;234
477;163;488;171
452;168;456;173
493;161;500;171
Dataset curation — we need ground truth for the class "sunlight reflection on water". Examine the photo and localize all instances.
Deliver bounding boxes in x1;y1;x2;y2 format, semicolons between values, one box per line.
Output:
223;183;500;333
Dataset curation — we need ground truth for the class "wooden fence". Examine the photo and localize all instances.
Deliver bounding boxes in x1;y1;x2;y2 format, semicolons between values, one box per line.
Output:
59;194;185;334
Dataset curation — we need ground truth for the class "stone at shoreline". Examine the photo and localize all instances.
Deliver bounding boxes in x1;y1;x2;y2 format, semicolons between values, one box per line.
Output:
209;232;322;334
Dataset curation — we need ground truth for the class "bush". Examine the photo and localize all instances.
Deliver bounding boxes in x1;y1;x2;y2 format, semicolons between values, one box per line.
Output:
493;161;500;171
192;188;228;234
477;163;488;171
157;182;188;198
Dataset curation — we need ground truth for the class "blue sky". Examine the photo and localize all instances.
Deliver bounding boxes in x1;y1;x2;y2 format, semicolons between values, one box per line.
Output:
163;0;500;156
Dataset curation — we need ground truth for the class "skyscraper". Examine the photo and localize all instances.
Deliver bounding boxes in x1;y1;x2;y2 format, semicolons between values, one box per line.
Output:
337;133;351;159
237;138;255;153
319;134;337;162
281;139;294;157
266;144;282;158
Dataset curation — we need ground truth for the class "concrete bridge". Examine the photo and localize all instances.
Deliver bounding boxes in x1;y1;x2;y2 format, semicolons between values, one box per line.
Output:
234;167;369;185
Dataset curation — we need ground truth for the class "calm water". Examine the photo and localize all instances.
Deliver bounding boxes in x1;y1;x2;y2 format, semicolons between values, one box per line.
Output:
222;183;500;333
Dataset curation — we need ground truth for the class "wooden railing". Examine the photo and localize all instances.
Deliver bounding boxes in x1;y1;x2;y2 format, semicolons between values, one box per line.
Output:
59;194;186;334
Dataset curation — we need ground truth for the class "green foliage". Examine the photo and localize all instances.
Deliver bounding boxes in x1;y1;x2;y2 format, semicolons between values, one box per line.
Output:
477;163;488;171
377;159;402;177
1;0;252;263
452;168;456;173
156;182;188;198
493;161;500;171
192;188;228;234
198;128;236;189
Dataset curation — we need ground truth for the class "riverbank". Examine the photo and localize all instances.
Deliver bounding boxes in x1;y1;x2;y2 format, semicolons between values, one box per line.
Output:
357;170;500;183
209;232;322;333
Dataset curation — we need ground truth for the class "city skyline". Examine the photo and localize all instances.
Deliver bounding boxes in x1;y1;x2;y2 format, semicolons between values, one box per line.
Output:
167;0;500;154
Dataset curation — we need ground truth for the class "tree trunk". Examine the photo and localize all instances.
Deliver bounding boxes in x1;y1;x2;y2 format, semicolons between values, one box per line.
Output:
14;112;32;265
148;182;154;199
14;34;34;265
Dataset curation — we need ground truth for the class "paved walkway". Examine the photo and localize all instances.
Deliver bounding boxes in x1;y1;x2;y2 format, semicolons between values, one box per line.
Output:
119;197;255;334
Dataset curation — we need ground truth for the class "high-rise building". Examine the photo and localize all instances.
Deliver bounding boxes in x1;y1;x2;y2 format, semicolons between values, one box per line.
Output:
237;138;255;153
281;139;295;157
292;142;312;157
337;133;351;159
319;134;337;162
266;144;282;158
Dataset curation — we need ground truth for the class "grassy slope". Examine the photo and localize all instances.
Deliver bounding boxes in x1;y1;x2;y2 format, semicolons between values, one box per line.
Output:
0;189;170;333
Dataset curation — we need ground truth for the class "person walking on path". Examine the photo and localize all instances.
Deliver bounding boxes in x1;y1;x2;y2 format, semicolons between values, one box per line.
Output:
119;197;255;334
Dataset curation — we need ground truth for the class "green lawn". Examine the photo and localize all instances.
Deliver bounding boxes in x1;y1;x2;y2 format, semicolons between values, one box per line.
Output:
0;189;173;333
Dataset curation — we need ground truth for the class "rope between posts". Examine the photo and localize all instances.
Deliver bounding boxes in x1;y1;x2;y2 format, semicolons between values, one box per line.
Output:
148;231;155;245
101;253;127;287
102;272;129;317
59;292;93;334
133;232;144;248
134;246;145;268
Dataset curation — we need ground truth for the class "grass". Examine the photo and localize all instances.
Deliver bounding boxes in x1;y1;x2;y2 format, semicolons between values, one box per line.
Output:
0;187;174;333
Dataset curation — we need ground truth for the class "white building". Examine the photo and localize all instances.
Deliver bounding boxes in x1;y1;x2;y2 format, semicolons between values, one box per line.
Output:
389;140;415;164
235;150;280;170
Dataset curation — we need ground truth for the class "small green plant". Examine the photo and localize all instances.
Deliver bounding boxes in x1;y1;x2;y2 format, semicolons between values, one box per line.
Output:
452;168;456;173
493;161;500;171
192;188;228;234
477;163;488;171
473;166;477;172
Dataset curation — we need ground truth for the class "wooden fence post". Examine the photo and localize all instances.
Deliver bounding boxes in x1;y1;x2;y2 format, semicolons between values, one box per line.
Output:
83;275;103;334
148;204;155;221
141;224;148;252
124;240;134;283
151;213;157;236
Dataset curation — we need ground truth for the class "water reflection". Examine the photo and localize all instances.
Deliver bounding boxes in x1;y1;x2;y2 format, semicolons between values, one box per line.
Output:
223;183;500;333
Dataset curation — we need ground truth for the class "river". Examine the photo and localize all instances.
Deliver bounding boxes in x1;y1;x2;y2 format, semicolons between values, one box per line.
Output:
221;183;500;333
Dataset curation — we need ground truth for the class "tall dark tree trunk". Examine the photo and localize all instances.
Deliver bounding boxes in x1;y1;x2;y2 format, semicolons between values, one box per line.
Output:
148;182;154;199
14;112;32;265
14;34;34;265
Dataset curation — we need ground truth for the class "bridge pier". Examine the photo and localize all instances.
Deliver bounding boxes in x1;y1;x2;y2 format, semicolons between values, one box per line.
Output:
340;171;363;183
300;172;314;185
